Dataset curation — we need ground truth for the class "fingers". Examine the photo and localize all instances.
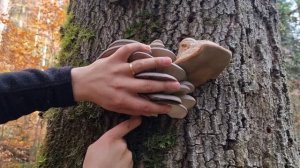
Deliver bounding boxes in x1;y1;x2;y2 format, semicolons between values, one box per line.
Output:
128;79;180;93
120;95;171;115
130;57;172;74
113;43;151;62
105;117;142;139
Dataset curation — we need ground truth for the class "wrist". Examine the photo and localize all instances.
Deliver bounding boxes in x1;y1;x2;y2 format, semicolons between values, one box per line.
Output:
71;66;88;102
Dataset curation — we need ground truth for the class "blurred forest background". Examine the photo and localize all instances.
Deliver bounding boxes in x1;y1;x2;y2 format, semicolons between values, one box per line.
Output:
280;0;300;138
0;0;300;167
0;0;68;167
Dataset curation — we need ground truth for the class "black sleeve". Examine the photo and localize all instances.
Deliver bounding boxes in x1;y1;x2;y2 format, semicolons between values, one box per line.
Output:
0;67;77;124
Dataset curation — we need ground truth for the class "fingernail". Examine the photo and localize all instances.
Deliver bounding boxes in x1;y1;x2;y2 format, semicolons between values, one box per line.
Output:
159;57;172;65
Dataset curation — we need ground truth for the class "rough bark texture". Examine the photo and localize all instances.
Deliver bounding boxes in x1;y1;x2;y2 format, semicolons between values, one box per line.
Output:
40;0;300;168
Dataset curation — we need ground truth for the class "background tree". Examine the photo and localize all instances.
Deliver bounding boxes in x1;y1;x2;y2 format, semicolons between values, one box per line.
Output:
279;0;300;80
279;0;300;137
40;0;300;167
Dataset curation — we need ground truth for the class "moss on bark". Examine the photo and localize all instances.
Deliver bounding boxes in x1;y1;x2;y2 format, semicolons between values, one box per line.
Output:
38;103;103;168
126;117;177;168
58;13;95;67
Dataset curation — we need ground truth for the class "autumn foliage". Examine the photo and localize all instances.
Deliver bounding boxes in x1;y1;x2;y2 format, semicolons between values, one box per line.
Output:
0;0;68;167
0;0;67;71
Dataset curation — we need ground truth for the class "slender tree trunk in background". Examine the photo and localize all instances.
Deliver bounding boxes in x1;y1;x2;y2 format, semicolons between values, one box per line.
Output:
40;0;300;167
1;126;3;139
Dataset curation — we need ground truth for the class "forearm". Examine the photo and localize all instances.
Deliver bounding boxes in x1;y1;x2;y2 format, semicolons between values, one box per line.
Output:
0;67;76;124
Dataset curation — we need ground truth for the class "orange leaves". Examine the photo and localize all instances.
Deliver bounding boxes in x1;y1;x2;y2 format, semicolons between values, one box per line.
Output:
0;0;68;71
0;0;69;165
0;112;46;164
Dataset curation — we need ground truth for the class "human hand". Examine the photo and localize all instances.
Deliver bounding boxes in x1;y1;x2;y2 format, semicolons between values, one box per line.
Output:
83;117;141;168
71;43;180;116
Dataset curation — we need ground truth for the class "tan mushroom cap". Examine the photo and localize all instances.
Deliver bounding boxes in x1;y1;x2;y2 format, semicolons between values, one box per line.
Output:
167;104;188;119
157;63;186;81
108;39;138;48
180;95;196;110
151;47;176;62
180;81;195;93
150;39;165;48
173;84;190;95
98;45;122;59
174;38;231;87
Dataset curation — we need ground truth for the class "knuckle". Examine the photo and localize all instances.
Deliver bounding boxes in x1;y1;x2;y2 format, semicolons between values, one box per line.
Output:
154;58;161;65
154;57;166;67
122;45;131;51
165;82;174;90
144;82;156;92
148;58;157;66
141;103;151;113
133;61;145;72
87;144;93;151
112;96;124;107
110;79;126;91
127;151;133;160
124;44;137;53
87;143;97;152
118;140;128;150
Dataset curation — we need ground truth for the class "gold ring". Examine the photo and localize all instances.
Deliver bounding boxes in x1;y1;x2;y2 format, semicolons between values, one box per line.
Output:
129;63;136;75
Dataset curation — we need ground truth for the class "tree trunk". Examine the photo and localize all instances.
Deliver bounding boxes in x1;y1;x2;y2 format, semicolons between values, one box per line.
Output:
39;0;300;167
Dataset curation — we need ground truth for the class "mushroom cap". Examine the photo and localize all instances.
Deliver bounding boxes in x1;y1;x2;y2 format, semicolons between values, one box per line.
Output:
180;95;196;110
167;104;188;119
157;63;186;81
175;38;232;87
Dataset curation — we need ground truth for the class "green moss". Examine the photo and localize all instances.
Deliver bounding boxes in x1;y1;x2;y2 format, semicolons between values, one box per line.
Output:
45;102;100;121
142;131;176;168
35;152;46;168
124;11;161;43
126;117;177;168
43;108;60;121
38;102;103;168
144;132;176;151
58;13;95;67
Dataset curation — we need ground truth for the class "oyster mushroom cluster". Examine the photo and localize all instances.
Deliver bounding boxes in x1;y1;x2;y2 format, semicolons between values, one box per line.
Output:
98;38;231;119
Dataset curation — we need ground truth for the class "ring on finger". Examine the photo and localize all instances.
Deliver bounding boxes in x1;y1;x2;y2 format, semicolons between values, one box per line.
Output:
129;63;136;76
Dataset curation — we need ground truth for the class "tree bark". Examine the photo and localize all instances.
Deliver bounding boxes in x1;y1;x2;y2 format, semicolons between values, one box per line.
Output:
40;0;300;167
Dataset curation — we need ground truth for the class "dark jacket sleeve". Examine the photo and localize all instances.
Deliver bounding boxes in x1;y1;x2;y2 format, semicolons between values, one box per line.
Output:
0;67;77;124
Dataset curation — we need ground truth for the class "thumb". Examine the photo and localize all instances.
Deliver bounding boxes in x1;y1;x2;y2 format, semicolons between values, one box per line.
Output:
112;43;151;62
105;116;142;139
